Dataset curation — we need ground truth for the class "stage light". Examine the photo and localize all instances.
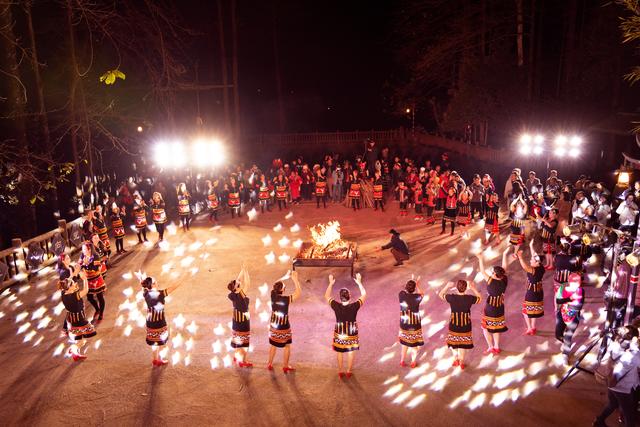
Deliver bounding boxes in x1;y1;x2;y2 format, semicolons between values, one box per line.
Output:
154;143;171;167
570;136;582;146
534;135;544;144
209;139;225;167
170;142;186;168
520;145;532;155
568;147;580;158
618;171;631;186
406;108;411;113
555;135;567;145
554;147;566;157
192;140;210;167
532;145;543;155
137;126;143;133
520;134;532;144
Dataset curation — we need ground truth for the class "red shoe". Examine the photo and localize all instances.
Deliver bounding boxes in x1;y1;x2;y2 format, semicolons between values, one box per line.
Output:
452;359;460;367
283;366;296;374
239;361;253;368
400;361;407;367
410;361;417;369
459;363;466;370
523;329;532;336
338;372;345;379
491;348;501;355
267;363;273;371
345;372;352;379
72;353;87;362
530;328;537;335
153;359;169;366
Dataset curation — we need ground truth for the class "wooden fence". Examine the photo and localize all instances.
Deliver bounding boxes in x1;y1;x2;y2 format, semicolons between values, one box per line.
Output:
0;218;82;292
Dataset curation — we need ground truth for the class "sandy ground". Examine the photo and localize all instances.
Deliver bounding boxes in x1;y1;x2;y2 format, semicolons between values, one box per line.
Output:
0;200;612;426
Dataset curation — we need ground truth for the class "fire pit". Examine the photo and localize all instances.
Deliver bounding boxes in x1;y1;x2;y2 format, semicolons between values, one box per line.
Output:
292;221;357;276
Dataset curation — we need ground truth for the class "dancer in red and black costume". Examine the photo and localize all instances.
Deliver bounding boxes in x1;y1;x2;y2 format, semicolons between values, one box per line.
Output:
441;186;458;235
315;168;328;208
149;192;167;241
424;181;437;224
397;179;409;216
398;276;424;368
516;240;546;335
228;265;253;367
267;270;302;373
132;193;149;243
110;204;126;254
553;242;579;309
176;182;191;230
484;192;501;245
273;172;289;211
141;276;184;366
538;208;559;270
256;174;271;214
348;169;362;211
227;175;243;219
325;272;367;379
373;170;385;212
92;205;111;256
476;250;510;355
439;279;482;370
79;242;106;322
509;196;528;255
456;189;472;238
59;271;96;361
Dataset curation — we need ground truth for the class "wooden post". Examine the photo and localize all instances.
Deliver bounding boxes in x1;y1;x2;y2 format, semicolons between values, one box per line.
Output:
11;238;24;276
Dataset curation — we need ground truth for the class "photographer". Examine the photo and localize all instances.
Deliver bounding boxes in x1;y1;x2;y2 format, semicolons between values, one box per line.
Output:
593;325;640;427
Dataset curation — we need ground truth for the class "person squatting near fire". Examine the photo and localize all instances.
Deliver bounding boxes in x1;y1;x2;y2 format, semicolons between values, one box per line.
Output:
381;229;410;267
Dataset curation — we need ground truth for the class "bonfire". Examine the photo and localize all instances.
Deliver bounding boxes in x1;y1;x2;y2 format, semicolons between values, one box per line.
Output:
299;221;352;259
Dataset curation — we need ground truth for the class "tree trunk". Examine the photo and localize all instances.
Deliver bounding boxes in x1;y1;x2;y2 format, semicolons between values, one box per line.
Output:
217;0;231;134
526;0;536;101
66;0;81;192
231;0;241;139
272;3;285;132
0;2;36;236
516;0;524;67
480;0;486;61
25;0;60;217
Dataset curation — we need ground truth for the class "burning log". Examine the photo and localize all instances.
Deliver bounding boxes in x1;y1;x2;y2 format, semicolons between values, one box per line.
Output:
293;221;357;276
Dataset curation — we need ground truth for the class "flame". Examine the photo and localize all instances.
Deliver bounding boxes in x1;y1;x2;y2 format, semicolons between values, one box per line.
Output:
299;221;352;259
311;221;342;247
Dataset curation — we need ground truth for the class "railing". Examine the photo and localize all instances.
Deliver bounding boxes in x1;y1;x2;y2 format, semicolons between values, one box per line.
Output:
0;218;82;292
246;129;406;146
413;133;509;164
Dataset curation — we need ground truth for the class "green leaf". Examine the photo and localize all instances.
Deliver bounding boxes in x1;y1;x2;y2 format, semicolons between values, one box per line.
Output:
99;69;126;85
29;196;37;204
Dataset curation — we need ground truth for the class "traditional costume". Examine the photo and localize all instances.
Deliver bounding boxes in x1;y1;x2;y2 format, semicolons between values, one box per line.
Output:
330;298;363;352
269;292;293;347
61;290;96;341
481;277;508;333
398;291;424;347
445;293;480;349
522;265;545;318
229;290;250;348
144;288;170;346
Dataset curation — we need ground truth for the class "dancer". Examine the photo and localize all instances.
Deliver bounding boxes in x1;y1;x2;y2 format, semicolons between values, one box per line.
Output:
348;169;362;211
80;242;106;322
227;175;242;219
484;192;501;245
397;179;409;216
92;205;111;255
456;189;472;238
424;180;437;224
555;271;584;365
256;175;271;214
110;204;126;254
141;276;183;366
132;194;149;243
59;272;96;361
553;242;579;309
274;172;289;211
150;192;167;241
439;279;482;370
177;182;191;230
325;272;367;379
509;196;528;255
267;270;302;372
315;168;328;208
228;265;252;367
398;276;424;368
516;240;545;335
538;208;559;270
373;170;385;212
476;250;509;355
441;186;458;236
413;181;424;220
90;233;109;278
57;253;80;336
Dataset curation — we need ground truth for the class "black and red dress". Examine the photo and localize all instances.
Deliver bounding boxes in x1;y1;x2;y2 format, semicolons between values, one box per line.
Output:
484;202;500;234
456;200;471;226
541;218;558;254
143;288;169;346
330;298;363;352
522;265;545;318
80;253;105;294
61;290;97;341
92;214;111;253
445;293;479;349
398;291;424;347
443;195;458;223
229;290;250;348
481;278;508;333
269;292;293;347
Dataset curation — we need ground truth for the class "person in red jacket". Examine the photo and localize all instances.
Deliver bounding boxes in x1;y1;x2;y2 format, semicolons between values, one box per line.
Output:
288;170;302;204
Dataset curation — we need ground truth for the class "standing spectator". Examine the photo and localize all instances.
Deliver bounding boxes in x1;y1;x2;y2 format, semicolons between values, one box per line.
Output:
300;164;314;201
571;191;591;223
288;169;302;204
617;193;639;233
469;174;485;220
331;167;344;203
593;325;640;427
525;171;542;195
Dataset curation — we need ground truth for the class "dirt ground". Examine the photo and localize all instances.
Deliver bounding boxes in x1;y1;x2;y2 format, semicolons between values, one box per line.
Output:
0;201;612;426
